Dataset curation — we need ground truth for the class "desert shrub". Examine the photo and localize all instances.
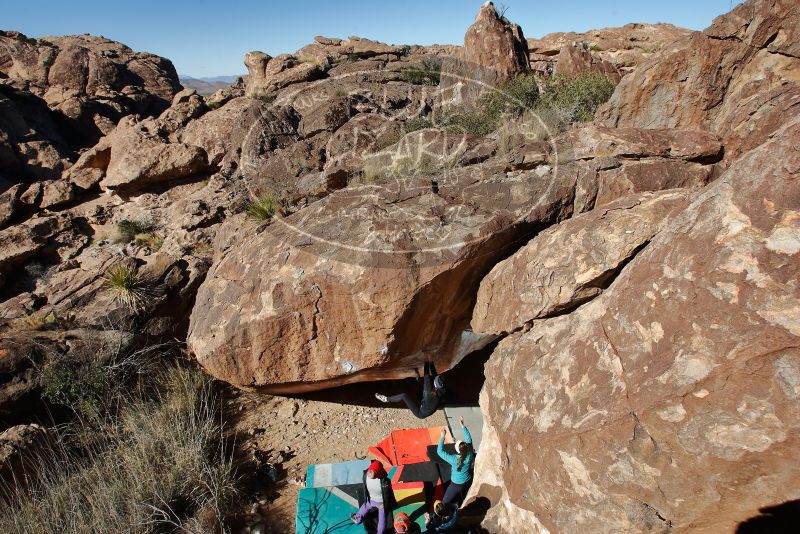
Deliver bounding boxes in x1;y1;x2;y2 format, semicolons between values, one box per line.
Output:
205;101;221;110
332;52;360;64
399;57;441;86
428;74;541;137
480;73;540;119
536;72;616;122
12;311;77;332
496;106;570;153
103;263;154;312
41;358;114;418
0;365;238;534
436;108;498;136
115;218;156;243
361;149;458;184
134;232;164;252
255;93;276;103
246;191;278;222
424;73;614;137
189;242;214;256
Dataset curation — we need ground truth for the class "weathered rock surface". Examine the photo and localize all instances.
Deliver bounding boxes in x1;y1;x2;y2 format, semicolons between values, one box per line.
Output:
0;424;47;482
2;4;799;533
0;86;74;184
472;190;691;335
295;36;423;66
598;0;800;167
64;89;213;193
528;23;692;77
0;31;181;142
471;114;800;533
557;125;722;211
244;52;325;98
440;1;530;107
188;162;577;393
553;43;621;82
101;134;209;192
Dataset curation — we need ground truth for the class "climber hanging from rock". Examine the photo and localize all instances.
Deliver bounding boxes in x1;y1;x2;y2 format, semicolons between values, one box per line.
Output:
374;361;446;419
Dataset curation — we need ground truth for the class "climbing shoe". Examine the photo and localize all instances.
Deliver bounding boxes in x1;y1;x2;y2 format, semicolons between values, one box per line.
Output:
375;393;389;403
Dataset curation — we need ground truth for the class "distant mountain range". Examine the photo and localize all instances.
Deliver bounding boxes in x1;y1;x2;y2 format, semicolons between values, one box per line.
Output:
179;75;244;95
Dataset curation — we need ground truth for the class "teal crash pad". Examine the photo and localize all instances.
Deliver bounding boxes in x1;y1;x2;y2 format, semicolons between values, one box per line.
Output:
296;484;363;534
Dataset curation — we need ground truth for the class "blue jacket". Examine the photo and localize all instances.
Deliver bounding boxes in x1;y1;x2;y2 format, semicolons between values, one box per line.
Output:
437;425;474;485
426;507;459;533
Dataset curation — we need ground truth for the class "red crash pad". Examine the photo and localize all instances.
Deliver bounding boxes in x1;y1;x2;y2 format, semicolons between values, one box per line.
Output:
368;428;450;467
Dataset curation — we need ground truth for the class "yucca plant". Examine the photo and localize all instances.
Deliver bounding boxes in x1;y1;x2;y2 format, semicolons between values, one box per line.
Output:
103;264;153;312
246;191;278;223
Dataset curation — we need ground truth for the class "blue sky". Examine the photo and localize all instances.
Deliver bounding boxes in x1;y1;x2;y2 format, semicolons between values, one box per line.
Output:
4;1;741;78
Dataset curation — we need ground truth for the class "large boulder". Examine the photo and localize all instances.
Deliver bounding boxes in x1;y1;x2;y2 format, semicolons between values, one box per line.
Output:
295;35;418;65
439;1;530;107
0;31;181;143
553;43;621;82
244;52;325;97
598;0;800;167
0;86;74;184
101;137;209;192
66;90;213;193
188;162;578;393
471;116;800;533
472;189;691;335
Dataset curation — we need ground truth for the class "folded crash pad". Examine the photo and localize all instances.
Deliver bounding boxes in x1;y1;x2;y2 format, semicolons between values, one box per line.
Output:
305;459;371;488
369;428;450;467
394;427;444;465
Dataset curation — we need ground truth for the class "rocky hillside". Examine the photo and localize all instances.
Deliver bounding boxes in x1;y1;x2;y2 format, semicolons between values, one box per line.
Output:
527;23;692;79
0;0;798;532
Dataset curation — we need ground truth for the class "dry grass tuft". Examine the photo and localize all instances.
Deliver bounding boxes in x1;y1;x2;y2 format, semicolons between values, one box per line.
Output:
0;365;237;534
246;191;279;223
103;263;154;312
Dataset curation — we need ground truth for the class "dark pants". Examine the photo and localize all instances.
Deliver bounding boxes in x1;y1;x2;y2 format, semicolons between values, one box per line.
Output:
386;392;424;419
386;362;439;419
442;480;466;505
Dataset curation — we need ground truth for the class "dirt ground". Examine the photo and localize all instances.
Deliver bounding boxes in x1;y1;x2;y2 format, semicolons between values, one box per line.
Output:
225;378;450;533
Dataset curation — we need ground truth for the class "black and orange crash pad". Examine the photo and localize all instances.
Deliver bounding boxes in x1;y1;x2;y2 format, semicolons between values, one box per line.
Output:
368;427;451;467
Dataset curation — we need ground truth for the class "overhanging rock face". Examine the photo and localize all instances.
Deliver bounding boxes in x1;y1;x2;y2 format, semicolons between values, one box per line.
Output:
187;162;577;393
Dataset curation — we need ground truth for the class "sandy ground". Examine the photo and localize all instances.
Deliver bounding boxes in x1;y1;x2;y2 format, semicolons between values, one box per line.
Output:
225;379;449;533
